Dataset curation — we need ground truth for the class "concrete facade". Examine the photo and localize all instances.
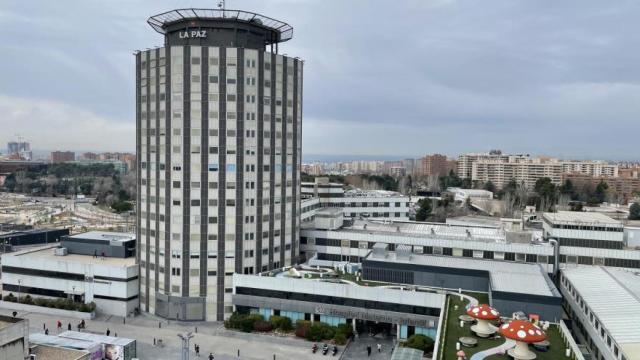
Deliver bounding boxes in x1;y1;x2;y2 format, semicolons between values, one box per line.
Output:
137;9;303;321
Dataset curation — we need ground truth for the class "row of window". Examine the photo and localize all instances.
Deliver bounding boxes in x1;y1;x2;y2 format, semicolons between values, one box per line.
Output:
560;276;626;360
235;287;440;317
303;240;640;269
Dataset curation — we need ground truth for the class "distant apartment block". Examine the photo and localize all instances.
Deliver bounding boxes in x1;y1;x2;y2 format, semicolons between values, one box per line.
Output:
50;151;75;163
419;154;455;177
457;151;513;179
463;151;618;189
563;173;640;204
80;152;98;161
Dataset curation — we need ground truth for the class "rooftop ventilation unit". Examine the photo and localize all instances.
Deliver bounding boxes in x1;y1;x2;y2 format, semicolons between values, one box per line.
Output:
54;247;68;256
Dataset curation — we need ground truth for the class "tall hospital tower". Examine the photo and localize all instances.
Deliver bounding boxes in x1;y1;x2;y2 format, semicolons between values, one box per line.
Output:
136;8;303;321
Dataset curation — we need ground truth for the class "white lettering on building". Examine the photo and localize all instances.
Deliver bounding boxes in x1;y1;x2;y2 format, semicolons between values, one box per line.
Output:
179;30;207;39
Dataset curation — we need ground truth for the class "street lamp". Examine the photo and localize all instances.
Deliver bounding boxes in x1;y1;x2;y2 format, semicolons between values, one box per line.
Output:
17;279;22;302
177;332;194;360
72;286;76;302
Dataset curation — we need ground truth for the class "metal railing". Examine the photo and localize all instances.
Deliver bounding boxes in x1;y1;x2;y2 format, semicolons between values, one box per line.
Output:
559;320;586;360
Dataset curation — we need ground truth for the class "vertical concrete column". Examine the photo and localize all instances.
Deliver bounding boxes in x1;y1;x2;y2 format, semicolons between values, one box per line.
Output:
396;324;401;339
352;319;358;338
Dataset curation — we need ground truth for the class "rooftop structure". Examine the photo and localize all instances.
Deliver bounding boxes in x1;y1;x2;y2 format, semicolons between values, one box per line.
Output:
5;244;135;267
560;266;640;360
543;211;623;226
65;231;135;243
543;211;624;250
0;315;29;359
148;8;292;50
30;344;89;360
2;245;138;316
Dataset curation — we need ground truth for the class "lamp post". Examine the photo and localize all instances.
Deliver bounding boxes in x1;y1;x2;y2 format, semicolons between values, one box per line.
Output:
17;279;22;302
72;286;76;302
177;332;194;360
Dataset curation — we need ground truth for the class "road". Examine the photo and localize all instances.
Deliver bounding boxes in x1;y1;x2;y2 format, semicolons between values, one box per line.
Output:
0;308;326;360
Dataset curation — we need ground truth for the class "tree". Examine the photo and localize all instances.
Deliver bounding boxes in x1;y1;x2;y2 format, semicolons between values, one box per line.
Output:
415;198;432;221
630;203;640;220
534;177;558;211
594;181;609;204
404;334;434;352
559;179;576;200
483;181;496;193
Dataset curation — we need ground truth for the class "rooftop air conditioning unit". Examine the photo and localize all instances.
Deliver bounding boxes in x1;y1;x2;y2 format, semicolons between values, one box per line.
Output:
54;247;68;256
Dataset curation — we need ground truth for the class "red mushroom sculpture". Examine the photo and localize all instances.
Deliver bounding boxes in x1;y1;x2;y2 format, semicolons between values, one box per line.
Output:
499;320;547;360
466;304;500;337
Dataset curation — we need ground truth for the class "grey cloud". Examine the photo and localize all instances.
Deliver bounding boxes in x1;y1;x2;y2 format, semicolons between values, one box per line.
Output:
0;0;638;159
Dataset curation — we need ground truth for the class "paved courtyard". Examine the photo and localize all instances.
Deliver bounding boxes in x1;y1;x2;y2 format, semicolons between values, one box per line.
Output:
342;333;395;360
0;308;333;360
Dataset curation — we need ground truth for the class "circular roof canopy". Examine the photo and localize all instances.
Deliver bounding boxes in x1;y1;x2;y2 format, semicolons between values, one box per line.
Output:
148;8;293;44
466;304;500;320
499;320;546;343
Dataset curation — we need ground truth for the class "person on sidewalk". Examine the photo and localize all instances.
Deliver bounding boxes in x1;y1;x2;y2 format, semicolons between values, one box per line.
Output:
208;353;214;360
106;328;110;336
45;328;49;335
377;343;382;353
68;323;71;331
195;344;200;357
57;320;62;331
366;345;371;357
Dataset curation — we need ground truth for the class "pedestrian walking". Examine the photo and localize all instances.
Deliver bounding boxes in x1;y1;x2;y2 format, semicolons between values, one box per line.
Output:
195;344;200;357
45;328;49;335
367;345;371;357
57;320;62;331
208;353;214;360
93;249;97;258
106;328;110;336
377;343;382;353
43;323;46;330
68;323;71;331
114;332;117;337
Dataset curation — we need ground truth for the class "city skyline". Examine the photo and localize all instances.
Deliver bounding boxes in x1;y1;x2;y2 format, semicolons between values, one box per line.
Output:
2;0;639;159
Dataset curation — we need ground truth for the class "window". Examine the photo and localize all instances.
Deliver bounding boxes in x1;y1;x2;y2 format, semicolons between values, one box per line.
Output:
227;78;236;84
172;181;181;188
209;76;219;83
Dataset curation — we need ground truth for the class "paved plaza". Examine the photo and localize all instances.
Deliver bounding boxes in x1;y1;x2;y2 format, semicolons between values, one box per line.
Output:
0;308;348;360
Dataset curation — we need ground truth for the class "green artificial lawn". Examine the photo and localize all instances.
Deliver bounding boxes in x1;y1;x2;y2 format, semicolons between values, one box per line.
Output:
440;294;568;360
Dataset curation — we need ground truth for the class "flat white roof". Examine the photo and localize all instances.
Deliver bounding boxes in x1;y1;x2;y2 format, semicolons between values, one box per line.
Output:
6;245;135;267
346;219;507;242
368;252;559;297
543;211;621;225
562;267;640;358
67;231;135;242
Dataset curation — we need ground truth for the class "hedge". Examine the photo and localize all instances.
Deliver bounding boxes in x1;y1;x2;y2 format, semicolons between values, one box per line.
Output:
2;294;96;313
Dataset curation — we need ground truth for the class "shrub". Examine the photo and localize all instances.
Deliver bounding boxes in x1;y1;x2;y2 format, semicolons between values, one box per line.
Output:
3;293;17;302
333;331;347;345
336;323;353;338
254;320;273;332
306;322;335;342
20;295;34;305
295;320;311;338
224;312;264;333
34;298;49;307
270;316;293;332
404;334;434;353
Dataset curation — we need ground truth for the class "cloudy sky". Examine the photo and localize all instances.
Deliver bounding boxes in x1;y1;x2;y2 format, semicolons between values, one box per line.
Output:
1;0;639;160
